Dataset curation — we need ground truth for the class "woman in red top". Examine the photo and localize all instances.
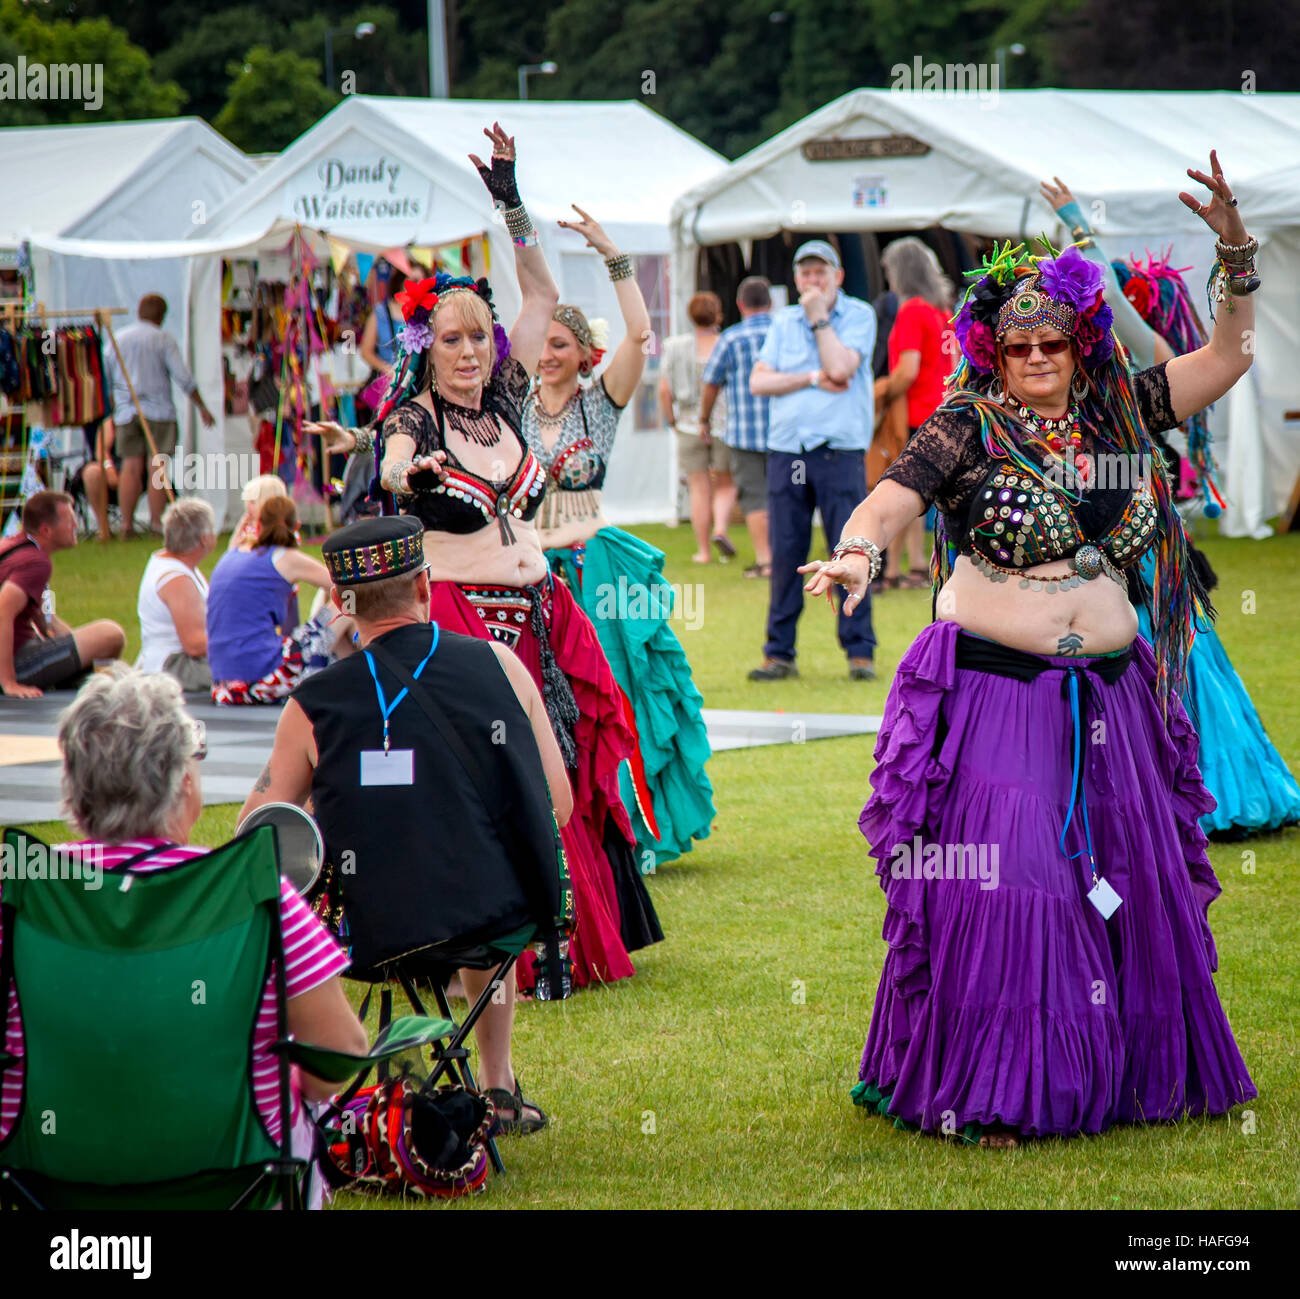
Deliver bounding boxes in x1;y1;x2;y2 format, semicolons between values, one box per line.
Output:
876;239;953;588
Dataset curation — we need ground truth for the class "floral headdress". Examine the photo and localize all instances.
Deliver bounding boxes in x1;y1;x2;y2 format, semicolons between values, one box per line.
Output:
953;242;1115;374
937;239;1209;705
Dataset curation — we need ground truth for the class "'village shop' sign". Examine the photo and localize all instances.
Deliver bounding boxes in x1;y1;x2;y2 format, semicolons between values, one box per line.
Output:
284;154;430;224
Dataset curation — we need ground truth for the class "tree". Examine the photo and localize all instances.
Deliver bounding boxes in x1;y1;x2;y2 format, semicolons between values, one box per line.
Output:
213;46;338;152
0;0;185;125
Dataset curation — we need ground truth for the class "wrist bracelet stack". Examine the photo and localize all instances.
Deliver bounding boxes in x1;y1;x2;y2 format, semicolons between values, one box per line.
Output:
503;203;536;245
1211;235;1261;307
831;536;883;583
605;252;633;283
353;425;374;454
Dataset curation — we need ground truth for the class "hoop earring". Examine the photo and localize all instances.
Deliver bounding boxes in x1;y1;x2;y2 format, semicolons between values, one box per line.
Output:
988;375;1005;403
1070;370;1088;402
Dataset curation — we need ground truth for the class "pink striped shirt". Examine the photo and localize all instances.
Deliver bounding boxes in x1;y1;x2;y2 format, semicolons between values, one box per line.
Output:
1;839;350;1146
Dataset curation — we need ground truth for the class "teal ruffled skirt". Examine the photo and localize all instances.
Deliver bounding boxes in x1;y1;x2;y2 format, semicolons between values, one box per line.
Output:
1137;559;1300;837
549;527;715;870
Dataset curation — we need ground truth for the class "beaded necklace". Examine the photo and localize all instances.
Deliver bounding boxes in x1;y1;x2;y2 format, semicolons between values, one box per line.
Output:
1013;399;1089;487
529;386;581;434
439;393;502;448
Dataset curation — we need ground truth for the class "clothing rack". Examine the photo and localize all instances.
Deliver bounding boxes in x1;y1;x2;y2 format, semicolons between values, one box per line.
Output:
0;304;174;504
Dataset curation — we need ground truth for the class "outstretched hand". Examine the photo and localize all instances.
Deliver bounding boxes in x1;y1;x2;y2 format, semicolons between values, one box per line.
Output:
468;122;522;208
1179;149;1248;243
304;420;356;455
798;555;873;613
1039;176;1077;214
557;204;617;258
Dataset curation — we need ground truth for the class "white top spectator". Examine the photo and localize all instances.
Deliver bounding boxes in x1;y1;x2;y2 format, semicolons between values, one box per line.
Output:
136;554;208;673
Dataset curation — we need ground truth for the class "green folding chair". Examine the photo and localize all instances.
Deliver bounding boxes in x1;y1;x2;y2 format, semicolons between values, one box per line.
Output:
0;826;451;1211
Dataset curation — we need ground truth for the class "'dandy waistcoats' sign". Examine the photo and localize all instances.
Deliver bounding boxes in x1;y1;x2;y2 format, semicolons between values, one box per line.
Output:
284;153;431;224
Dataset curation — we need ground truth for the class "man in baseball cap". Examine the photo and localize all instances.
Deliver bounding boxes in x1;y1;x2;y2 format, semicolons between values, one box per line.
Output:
747;237;879;682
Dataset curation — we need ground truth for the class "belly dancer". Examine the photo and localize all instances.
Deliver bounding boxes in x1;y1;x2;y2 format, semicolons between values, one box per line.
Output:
806;151;1258;1144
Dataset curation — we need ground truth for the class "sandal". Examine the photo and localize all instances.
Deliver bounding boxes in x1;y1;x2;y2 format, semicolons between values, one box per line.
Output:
485;1077;548;1137
712;533;737;559
742;562;772;579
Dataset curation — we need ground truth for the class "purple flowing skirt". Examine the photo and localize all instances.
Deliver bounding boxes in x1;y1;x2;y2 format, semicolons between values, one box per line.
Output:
857;620;1256;1137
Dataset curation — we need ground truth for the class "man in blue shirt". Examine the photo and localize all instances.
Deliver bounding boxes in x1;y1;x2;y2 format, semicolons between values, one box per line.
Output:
699;276;773;578
747;240;877;680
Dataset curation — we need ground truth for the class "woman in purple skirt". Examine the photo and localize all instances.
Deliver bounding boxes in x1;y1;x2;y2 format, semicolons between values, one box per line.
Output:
804;152;1259;1146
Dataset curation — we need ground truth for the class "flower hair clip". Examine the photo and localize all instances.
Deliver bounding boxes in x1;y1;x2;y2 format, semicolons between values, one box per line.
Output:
394;276;439;322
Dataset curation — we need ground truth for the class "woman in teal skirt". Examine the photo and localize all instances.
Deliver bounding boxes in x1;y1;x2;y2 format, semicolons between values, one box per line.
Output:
1042;176;1300;838
522;207;714;870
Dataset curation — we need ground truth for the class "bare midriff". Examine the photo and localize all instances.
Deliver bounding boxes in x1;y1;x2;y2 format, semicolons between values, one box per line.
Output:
935;553;1137;656
422;521;548;588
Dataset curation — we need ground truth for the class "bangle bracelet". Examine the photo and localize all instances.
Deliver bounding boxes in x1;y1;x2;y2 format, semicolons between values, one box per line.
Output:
502;204;534;240
831;536;883;583
605;253;633;282
353;425;374;454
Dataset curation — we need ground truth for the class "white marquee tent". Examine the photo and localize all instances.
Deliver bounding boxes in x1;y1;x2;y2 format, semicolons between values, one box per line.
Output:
29;98;723;527
671;89;1300;538
2;117;255;397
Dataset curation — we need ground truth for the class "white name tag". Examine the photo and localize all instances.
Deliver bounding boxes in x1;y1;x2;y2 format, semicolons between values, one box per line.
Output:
1087;876;1123;920
360;749;414;786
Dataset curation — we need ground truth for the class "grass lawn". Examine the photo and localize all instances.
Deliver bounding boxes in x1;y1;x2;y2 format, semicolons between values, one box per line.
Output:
13;519;1299;1209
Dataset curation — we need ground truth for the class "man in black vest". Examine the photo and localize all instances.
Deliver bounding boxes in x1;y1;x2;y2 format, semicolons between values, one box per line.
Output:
240;515;572;1134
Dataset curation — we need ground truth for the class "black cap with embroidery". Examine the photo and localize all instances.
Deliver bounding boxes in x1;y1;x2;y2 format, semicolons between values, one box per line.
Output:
321;515;425;586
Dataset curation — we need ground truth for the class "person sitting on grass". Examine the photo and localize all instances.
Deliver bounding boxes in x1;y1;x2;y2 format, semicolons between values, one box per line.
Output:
205;497;355;705
240;515;573;1135
0;490;125;699
0;671;367;1206
135;497;217;692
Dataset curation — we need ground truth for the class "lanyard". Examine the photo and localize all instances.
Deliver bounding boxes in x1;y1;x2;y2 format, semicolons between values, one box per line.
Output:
363;626;439;752
1058;666;1099;888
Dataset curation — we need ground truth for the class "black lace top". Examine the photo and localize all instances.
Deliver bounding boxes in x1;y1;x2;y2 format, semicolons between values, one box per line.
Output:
380;358;546;537
881;362;1178;569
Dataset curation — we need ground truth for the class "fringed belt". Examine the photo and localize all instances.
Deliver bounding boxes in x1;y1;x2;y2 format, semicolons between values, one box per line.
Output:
461;577;579;771
954;632;1133;899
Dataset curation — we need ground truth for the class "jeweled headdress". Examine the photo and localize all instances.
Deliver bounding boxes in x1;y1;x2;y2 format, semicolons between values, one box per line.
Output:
953;242;1115;374
552;304;608;368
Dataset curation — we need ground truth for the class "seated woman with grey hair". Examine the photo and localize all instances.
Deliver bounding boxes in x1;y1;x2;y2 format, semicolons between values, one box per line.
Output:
136;498;217;690
12;672;369;1202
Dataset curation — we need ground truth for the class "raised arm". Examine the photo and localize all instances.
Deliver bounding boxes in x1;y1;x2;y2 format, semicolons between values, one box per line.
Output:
1040;176;1158;369
470;122;559;376
556;205;650;407
1163;151;1255;424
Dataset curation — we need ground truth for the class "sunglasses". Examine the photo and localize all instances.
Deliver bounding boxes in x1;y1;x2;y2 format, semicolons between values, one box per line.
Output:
1002;338;1071;358
188;719;207;762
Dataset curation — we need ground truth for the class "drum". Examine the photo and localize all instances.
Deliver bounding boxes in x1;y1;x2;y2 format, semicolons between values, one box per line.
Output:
235;801;324;897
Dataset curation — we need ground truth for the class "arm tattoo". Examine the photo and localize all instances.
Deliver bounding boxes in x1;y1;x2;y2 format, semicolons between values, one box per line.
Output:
253;761;273;793
1057;633;1084;655
381;457;414;496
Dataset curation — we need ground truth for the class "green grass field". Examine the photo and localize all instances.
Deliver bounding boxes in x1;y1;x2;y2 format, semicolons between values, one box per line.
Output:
13;519;1300;1209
